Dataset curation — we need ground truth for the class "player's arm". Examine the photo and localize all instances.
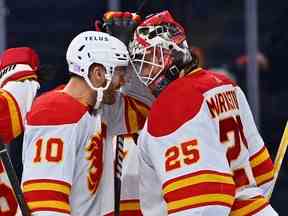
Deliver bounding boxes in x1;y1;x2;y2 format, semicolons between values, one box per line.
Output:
21;123;78;216
236;86;274;197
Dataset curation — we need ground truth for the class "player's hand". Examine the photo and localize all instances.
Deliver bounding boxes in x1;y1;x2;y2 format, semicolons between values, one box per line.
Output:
100;11;141;46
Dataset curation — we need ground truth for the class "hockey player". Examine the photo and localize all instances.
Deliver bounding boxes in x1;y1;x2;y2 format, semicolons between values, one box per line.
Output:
21;30;153;216
130;11;277;215
21;31;127;216
0;47;41;216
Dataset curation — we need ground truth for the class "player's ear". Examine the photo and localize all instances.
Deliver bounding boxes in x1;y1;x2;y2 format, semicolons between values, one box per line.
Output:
89;64;106;88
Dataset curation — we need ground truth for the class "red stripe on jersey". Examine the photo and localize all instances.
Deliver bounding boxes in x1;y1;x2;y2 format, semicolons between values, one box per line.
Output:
23;179;71;214
27;89;88;125
168;201;232;215
23;179;71;188
252;158;274;177
163;170;233;188
164;182;235;203
162;170;235;214
29;207;70;214
120;210;143;216
249;146;274;186
24;190;69;203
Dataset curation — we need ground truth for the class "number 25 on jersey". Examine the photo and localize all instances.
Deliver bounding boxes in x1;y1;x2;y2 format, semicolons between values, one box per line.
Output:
165;139;200;172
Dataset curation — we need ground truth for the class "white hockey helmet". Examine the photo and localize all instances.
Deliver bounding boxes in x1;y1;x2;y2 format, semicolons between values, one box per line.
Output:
66;31;129;108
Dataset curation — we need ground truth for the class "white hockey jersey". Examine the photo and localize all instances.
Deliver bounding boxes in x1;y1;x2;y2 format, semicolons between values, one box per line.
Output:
21;77;153;216
22;89;109;216
138;68;277;216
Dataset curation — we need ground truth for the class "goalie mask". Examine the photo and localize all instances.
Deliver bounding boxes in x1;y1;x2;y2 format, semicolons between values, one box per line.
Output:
130;11;197;96
66;31;129;108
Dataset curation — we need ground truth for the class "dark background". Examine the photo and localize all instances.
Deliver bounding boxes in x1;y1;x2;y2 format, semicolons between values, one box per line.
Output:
6;0;288;214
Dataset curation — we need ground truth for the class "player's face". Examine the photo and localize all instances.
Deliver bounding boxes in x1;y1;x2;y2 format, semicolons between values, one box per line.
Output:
102;66;127;105
131;46;164;86
142;49;163;79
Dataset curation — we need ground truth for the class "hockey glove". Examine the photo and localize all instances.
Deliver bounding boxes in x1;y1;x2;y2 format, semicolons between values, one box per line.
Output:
100;11;141;46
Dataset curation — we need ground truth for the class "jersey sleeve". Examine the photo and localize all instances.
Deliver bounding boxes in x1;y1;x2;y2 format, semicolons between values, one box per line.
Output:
236;87;274;197
138;106;236;216
0;89;23;144
0;80;39;144
21;123;78;216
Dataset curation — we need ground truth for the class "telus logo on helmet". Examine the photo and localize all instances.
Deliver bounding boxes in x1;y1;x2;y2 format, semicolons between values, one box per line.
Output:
85;36;109;42
0;64;16;79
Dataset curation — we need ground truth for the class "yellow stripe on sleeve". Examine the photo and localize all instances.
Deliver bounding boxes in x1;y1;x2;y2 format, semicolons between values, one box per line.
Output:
255;169;274;185
230;197;267;216
163;173;234;194
23;182;70;195
167;194;234;212
28;200;70;211
120;201;140;211
250;148;270;168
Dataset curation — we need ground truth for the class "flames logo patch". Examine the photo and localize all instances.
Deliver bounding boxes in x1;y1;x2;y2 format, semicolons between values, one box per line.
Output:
86;123;107;194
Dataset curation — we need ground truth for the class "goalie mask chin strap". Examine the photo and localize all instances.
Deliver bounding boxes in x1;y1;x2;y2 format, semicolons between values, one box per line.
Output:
152;49;198;97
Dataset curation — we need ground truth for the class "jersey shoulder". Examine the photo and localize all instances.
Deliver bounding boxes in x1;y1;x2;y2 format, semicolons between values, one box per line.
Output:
148;71;204;137
147;69;236;137
188;69;236;94
27;89;89;126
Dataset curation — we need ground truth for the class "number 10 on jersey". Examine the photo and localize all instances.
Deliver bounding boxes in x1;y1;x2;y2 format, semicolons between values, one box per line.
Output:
33;138;64;163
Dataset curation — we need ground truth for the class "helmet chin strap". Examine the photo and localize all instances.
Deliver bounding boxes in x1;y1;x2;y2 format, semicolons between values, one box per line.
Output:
94;89;104;109
86;67;113;110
